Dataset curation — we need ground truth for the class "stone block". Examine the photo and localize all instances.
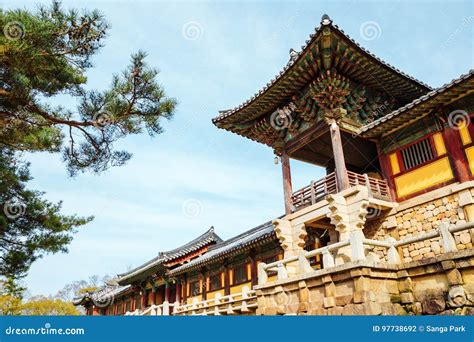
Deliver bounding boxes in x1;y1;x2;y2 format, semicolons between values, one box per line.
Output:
328;306;343;315
446;268;463;286
422;297;446;314
447;285;467;307
323;296;336;308
335;294;353;306
400;292;414;304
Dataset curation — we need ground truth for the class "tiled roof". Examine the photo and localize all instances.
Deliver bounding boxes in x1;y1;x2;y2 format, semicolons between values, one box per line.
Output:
168;221;276;276
212;14;431;128
116;227;222;284
72;284;131;306
359;70;474;137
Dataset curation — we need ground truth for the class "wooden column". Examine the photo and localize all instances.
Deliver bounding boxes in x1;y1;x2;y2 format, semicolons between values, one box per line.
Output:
443;127;471;182
175;281;181;304
200;270;207;301
329;120;349;190
249;249;258;287
151;286;157;305
164;282;169;303
281;151;293;214
183;275;188;303
376;142;397;201
141;287;147;308
224;261;230;296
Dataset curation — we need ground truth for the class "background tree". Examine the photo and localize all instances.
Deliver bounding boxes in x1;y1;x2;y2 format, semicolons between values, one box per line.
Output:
0;0;177;175
21;296;80;315
0;0;176;284
0;147;92;279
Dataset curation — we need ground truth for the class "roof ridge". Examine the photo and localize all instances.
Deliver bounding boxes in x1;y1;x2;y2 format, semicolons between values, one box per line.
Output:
212;14;431;124
359;69;474;134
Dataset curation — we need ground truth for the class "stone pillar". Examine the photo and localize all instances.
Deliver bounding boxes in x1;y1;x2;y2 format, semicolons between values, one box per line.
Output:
273;219;307;275
327;186;370;264
281;151;293;215
328;119;349;191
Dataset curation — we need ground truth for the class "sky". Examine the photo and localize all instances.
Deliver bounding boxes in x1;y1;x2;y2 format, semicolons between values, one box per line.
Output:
2;0;473;296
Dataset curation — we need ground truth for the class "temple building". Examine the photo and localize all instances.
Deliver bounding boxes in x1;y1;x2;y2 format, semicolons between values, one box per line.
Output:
74;15;474;316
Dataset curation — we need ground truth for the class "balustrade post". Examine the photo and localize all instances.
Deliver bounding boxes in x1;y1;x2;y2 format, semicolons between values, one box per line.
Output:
310;181;316;204
349;231;366;261
276;262;288;280
364;173;373;197
321;247;335;268
386;237;401;263
298;251;313;273
438;222;458;253
257;262;268;285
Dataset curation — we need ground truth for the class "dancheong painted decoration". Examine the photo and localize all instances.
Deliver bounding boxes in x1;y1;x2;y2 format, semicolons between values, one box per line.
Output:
75;14;474;317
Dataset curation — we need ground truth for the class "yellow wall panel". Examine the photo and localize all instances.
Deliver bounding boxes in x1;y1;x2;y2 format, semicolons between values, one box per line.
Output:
459;125;472;145
389;153;400;175
394;157;454;198
230;282;252;295
206;289;225;300
465;146;474;175
432;132;447;156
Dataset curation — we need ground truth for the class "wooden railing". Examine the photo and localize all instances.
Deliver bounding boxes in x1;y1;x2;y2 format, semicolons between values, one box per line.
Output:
173;287;257;316
291;170;390;211
258;221;474;286
291;172;337;210
346;171;390;200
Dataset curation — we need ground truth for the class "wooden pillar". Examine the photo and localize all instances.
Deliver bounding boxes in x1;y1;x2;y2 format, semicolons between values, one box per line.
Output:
201;271;207;301
176;281;181;304
141;288;147;308
281;151;293;215
443;127;471;182
249;249;258;287
224;261;230;296
376;142;397;201
151;287;157;305
329;120;349;190
164;282;170;303
183;275;188;303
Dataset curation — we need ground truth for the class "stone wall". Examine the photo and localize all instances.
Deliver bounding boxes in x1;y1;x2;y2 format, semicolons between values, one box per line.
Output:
363;184;474;263
254;249;474;316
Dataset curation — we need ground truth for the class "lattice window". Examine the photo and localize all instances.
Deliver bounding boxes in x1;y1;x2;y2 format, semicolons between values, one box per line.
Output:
209;273;222;291
189;280;201;296
233;264;248;284
400;137;435;170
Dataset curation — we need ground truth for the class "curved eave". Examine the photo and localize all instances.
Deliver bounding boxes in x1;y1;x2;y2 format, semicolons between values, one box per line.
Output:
359;70;474;138
168;223;277;277
117;227;222;285
212;16;431;132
